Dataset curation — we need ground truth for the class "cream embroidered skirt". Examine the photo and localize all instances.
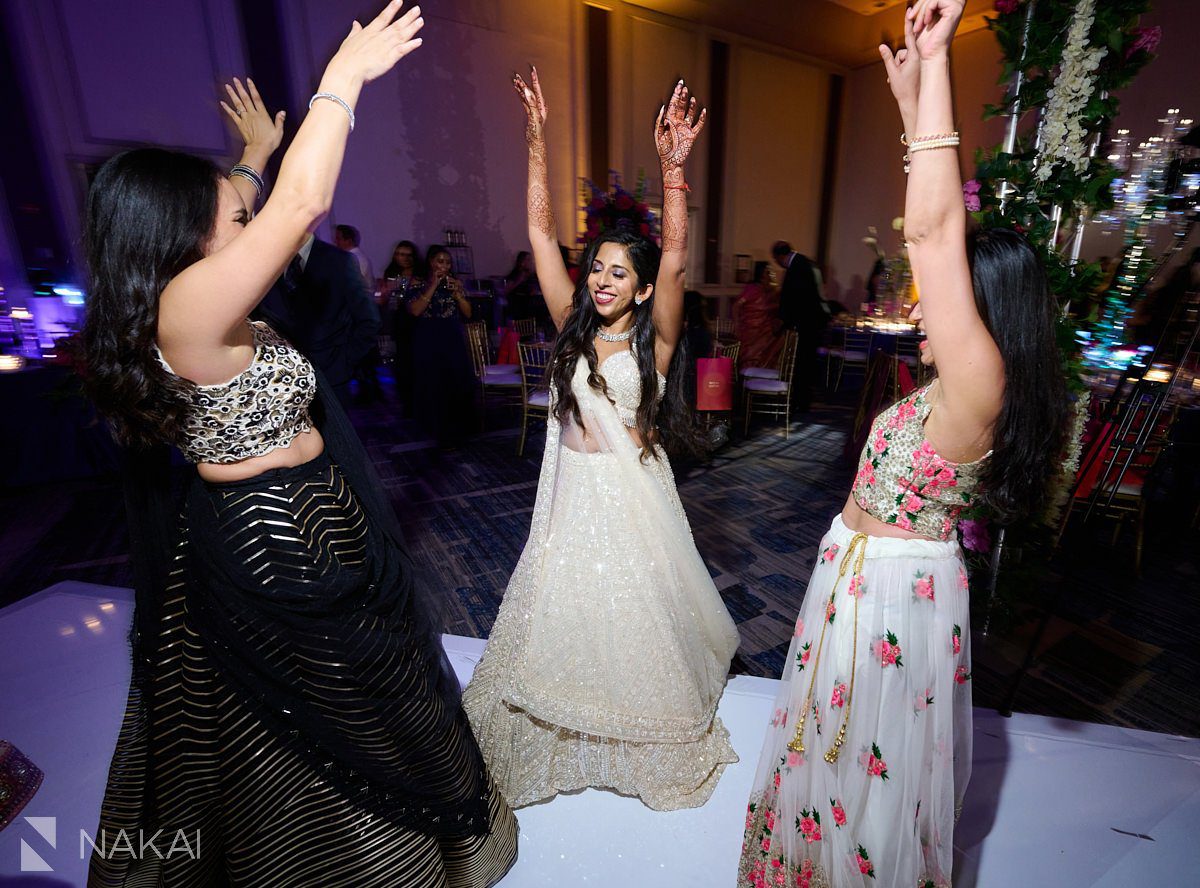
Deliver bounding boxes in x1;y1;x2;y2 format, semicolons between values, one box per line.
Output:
463;404;740;811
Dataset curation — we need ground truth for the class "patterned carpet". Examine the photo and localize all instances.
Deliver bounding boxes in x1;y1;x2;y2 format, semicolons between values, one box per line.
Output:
3;384;1197;738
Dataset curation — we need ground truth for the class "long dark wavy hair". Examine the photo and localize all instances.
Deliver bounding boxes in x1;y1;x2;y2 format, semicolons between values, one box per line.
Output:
81;148;222;449
966;227;1071;524
548;229;702;461
383;239;422;279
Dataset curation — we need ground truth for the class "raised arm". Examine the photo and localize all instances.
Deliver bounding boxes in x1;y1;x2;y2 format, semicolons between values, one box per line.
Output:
219;77;286;211
652;80;706;371
158;1;424;355
896;0;1004;433
512;66;573;330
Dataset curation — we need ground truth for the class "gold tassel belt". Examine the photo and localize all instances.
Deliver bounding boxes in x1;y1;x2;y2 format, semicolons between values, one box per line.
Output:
787;532;868;764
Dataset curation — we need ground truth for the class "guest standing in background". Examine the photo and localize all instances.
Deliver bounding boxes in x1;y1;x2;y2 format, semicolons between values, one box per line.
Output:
739;3;1069;884
80;7;518;885
335;222;375;288
773;240;829;412
406;244;476;446
733;260;784;370
382;238;422;411
254;231;381;406
502;249;538;323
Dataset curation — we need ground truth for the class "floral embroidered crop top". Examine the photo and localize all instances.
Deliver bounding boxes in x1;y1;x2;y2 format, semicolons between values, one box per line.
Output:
851;382;990;541
153;320;316;465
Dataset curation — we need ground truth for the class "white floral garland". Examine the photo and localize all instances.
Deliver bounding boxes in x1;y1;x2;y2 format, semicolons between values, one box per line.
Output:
1043;389;1091;527
1035;0;1107;182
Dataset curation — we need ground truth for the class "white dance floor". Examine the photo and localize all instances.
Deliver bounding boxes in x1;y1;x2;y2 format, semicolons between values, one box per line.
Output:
1;582;1198;886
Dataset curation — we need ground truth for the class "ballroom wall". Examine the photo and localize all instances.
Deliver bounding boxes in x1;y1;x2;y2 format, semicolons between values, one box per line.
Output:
0;0;1195;302
825;0;1200;307
825;24;1008;310
0;0;838;292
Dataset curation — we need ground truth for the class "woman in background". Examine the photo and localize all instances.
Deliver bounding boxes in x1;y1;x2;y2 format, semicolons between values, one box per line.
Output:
382;238;421;410
733;259;784;369
406;244;477;445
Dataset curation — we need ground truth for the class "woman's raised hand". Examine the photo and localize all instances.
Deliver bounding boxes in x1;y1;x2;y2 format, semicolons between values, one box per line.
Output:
655;80;706;172
879;15;920;122
512;66;548;143
220;78;285;155
327;1;424;86
908;0;965;60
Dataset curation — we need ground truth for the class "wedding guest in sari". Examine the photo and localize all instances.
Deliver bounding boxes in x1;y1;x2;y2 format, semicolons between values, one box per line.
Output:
733;260;784;369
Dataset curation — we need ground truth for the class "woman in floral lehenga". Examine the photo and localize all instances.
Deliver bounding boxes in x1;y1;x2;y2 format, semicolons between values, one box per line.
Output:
738;2;1070;886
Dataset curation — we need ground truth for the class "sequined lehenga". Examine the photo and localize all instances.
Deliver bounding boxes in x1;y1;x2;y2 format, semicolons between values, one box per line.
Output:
463;354;741;810
89;383;517;888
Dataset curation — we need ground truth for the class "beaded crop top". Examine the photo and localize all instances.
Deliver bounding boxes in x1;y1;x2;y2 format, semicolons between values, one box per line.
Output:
596;349;666;428
153;320;316;465
850;382;990;541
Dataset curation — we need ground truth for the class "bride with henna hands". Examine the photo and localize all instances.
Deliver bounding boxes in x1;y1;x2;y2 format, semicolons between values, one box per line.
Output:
462;67;741;812
81;5;518;886
737;1;1069;885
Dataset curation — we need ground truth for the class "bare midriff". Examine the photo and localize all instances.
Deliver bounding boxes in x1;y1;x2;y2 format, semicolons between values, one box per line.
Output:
196;426;325;483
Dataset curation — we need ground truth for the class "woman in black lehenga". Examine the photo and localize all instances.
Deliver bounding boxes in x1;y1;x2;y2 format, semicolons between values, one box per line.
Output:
81;5;516;885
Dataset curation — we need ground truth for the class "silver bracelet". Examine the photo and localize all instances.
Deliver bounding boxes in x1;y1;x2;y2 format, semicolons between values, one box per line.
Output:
309;92;355;132
229;163;264;198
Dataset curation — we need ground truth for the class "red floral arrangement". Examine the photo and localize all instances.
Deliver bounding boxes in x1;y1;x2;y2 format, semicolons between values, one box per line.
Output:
579;171;658;244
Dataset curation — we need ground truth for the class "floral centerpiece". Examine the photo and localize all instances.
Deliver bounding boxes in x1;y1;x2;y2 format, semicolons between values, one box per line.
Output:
579;171;658;244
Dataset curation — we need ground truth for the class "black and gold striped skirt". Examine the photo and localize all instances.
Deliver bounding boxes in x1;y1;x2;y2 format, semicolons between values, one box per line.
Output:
88;453;517;887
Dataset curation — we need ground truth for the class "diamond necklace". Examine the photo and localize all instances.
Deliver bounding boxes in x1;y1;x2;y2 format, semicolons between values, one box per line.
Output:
596;327;635;342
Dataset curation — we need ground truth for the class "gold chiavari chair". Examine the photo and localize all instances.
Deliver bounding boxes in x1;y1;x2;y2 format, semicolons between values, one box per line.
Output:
517;341;553;456
744;330;799;438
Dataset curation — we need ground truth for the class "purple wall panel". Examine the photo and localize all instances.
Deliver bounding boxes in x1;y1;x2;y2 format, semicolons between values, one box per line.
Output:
52;0;231;153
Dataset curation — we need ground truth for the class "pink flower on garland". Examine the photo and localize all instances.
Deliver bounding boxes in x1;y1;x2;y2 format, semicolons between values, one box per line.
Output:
821;543;840;563
963;179;982;212
1127;26;1161;58
960;517;992;553
952;624;963;655
848;574;866;598
826;599;837;624
955;664;972;684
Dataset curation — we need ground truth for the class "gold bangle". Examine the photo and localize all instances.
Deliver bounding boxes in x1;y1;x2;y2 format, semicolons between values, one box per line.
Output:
909;130;959;144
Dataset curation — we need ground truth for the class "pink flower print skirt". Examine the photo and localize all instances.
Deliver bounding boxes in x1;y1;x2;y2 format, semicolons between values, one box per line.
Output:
738;514;971;888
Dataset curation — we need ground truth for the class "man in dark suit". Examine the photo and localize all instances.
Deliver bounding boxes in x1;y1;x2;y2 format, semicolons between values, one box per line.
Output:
254;233;380;406
772;240;830;413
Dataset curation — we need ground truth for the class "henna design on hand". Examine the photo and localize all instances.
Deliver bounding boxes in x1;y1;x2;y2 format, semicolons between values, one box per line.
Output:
514;66;556;239
655;80;707;173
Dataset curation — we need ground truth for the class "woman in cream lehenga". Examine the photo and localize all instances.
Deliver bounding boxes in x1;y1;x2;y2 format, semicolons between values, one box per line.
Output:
463;69;741;811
